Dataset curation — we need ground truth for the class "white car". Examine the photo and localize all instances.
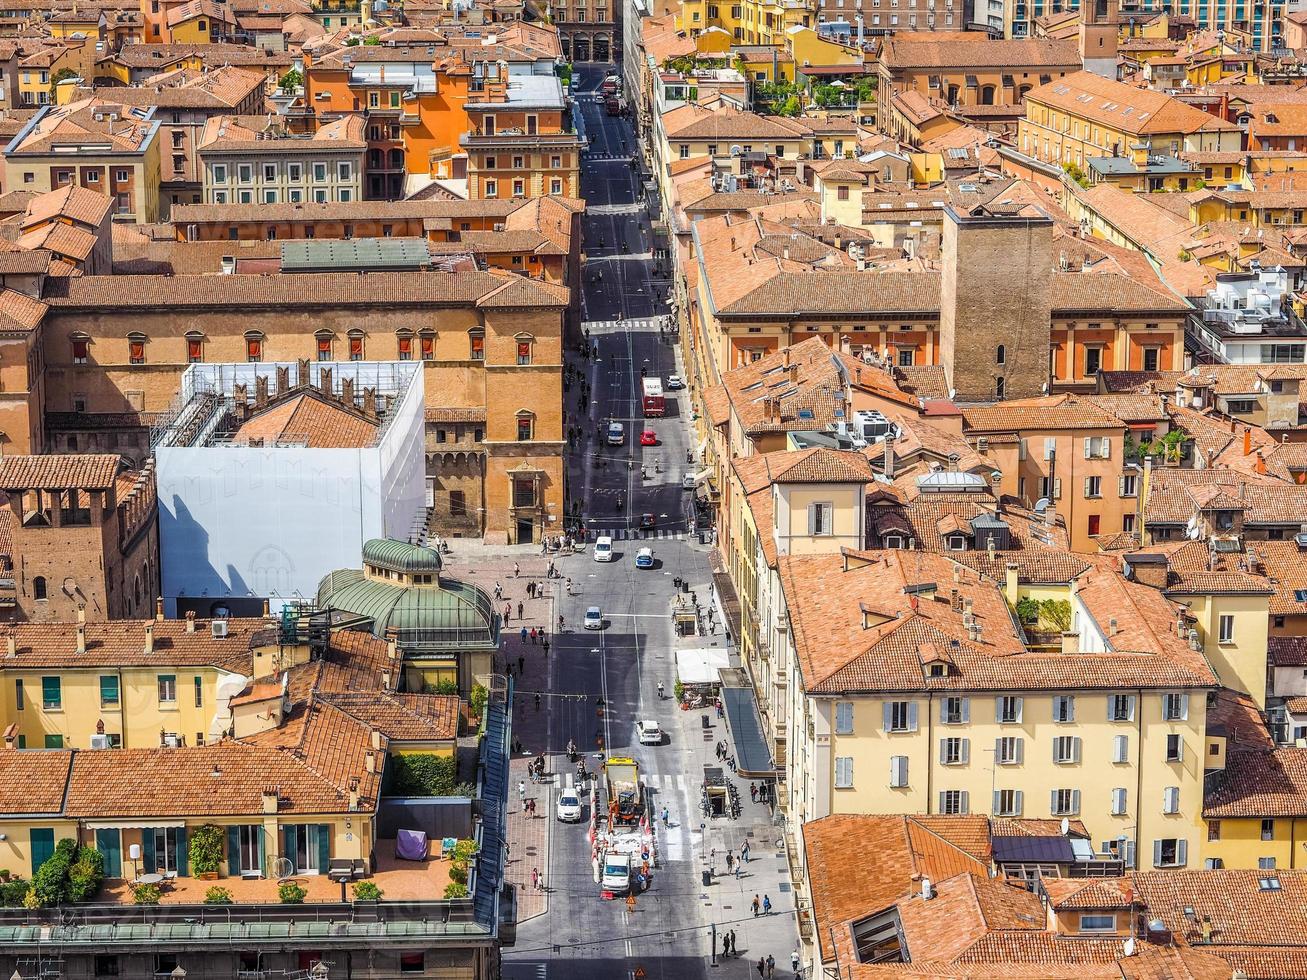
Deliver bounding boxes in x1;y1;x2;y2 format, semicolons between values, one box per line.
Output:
601;852;631;894
584;606;604;630
666;375;685;390
556;789;583;822
682;474;698;491
634;547;654;569
593;536;614;562
635;720;663;745
607;421;625;445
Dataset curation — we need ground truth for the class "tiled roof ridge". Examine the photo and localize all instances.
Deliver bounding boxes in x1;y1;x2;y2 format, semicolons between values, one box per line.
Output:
279;696;378;798
907;819;995;885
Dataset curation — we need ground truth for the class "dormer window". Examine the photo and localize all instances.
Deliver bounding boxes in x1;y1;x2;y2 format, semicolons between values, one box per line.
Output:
883;535;904;549
947;534;967;551
1214;511;1235;531
928;663;948;678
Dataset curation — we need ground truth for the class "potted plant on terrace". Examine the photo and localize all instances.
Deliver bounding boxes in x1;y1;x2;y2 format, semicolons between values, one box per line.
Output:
189;824;225;880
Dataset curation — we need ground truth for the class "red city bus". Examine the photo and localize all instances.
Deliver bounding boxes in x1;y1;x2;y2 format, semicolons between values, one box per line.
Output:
641;378;665;417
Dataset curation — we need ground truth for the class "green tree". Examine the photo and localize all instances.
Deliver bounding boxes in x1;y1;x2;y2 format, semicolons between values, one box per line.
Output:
1062;161;1090;188
363;34;381;44
278;882;307;904
278;68;303;93
49;67;78;98
204;886;233;905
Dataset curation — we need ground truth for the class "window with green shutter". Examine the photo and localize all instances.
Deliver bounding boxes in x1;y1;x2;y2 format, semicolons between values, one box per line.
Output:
157;674;176;704
44;735;63;749
41;676;60;710
100;675;120;707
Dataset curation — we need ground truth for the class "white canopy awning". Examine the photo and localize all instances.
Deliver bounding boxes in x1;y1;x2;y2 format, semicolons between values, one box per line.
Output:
676;647;731;686
83;820;187;830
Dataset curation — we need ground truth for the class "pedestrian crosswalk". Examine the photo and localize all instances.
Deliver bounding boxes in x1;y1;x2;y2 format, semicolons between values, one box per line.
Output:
583;152;636;162
582;317;670;333
642;772;696;862
593;528;687;541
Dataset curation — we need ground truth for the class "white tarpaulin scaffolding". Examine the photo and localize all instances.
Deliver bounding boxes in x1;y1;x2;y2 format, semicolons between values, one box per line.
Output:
676;647;731;686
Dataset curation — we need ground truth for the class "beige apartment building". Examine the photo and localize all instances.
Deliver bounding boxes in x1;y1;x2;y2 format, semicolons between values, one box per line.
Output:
3;98;162;222
198;114;365;206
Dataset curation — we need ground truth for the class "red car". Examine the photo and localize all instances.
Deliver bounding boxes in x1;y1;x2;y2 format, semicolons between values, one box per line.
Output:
640;430;658;446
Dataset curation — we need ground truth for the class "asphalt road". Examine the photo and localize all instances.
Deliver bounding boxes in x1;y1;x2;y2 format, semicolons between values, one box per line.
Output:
502;63;799;980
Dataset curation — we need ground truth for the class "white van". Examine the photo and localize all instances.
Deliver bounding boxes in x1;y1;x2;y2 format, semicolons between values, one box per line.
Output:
593;536;614;562
601;852;631;894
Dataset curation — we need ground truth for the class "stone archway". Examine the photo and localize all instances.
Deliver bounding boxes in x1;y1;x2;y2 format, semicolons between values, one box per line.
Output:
593;33;611;61
559;32;572;59
573;35;590;60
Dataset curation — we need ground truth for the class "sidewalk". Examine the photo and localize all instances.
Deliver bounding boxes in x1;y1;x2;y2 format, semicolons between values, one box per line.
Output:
450;554;558;921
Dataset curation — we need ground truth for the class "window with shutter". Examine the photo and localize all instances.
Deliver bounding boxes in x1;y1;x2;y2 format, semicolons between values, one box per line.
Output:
1112;788;1127;814
246;337;263;362
129;340;146;364
834;756;853;788
890;756;908;788
1164;786;1180;813
72;339;89;363
187;339;203;363
349;336;364;361
835;701;853;734
397;336;412;360
997;696;1022;723
1113;734;1128;763
1053;695;1075;723
421;335;435;360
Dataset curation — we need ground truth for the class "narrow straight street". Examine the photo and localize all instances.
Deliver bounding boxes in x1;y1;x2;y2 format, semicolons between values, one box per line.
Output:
501;64;800;980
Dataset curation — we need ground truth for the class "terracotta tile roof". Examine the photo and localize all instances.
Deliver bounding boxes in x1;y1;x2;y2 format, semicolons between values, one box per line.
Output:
953;550;1091;584
318;691;459;741
952;932;1124;965
0;617;269;671
719;337;857;436
0;288;48;333
662;103;811;141
989;817;1088;837
782;550;1214;694
804;813;990;964
170;196;562;226
895;365;949;400
898;873;1046;964
62;740;372;817
1027;70;1240;136
15;221;97;262
12;97;157;155
0;453;122;490
234;391;379;449
1270;636;1307;668
1204;746;1307;818
0;749;71;814
20;183;113;229
962;394;1125;432
41;270;566;311
881;37;1078;70
1041;877;1137;910
773;447;876;484
1131;869;1307;946
1211;948;1307;980
1144;469;1307;526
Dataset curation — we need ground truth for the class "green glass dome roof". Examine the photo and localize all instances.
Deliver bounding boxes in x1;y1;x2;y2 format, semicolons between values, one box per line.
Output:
317;556;498;651
361;538;444;575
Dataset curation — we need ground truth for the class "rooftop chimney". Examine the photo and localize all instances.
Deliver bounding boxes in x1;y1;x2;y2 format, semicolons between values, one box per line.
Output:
185;611;196;634
1004;563;1019;603
1244;427;1252;456
76;623;86;655
262;788;279;813
371;729;382;751
365;752;376;773
156;596;165;621
348;778;360;811
144;622;154;655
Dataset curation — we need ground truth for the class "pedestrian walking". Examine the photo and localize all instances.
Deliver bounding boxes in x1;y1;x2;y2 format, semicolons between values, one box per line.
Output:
514;562;520;578
750;783;758;803
534;693;541;712
543;636;551;656
494;581;503;600
517;655;525;674
722;934;731;958
520;626;528;644
657;681;665;699
741;841;750;863
538;872;546;892
752;895;761;917
791;949;800;975
529;627;538;644
504;602;511;622
729;930;737;956
766;954;775;978
661;804;669;827
763;894;772;914
518;780;526;803
531;867;539;889
527;581;535;599
725;852;733;872
756;958;765;978
517;600;524;619
734;862;741;880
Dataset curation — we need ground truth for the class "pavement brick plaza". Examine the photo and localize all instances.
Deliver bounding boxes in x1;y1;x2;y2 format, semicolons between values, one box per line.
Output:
440;548;556;921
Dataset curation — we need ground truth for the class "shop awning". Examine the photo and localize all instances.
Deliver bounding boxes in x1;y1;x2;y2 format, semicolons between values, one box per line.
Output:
676;647;731;686
84;820;187;830
721;685;775;779
691;468;713;484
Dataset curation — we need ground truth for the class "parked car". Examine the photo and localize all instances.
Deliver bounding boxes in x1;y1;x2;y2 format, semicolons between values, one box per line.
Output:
639;513;656;531
640;429;658;446
593;536;614;562
635;720;663;745
682;474;697;490
607;422;625;445
635;547;654;569
666;375;684;390
557;789;583;822
584;606;604;630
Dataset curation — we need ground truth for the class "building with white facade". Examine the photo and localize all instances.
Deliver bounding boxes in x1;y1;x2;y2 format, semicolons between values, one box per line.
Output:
153;359;426;617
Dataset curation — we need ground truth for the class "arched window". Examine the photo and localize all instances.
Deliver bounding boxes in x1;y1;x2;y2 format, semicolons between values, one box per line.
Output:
396;329;414;361
70;331;90;364
133;574;142;608
127;331;147;365
185;331;204;364
995;376;1006;400
516;411;534;441
244;330;264;363
996;345;1006;365
347;329;365;361
32;576;46;601
515;333;534;366
980;85;996;105
420;331;436;361
315;330;334;361
469;328;485;361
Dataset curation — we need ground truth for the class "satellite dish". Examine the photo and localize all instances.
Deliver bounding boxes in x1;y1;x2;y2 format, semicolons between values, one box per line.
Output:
729;144;743;156
1060;817;1070;836
1033;497;1050;514
1123;937;1136;957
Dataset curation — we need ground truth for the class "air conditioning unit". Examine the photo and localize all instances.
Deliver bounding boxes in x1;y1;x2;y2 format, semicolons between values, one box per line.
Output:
89;734;111;749
976;436;989;452
211;619;229;638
